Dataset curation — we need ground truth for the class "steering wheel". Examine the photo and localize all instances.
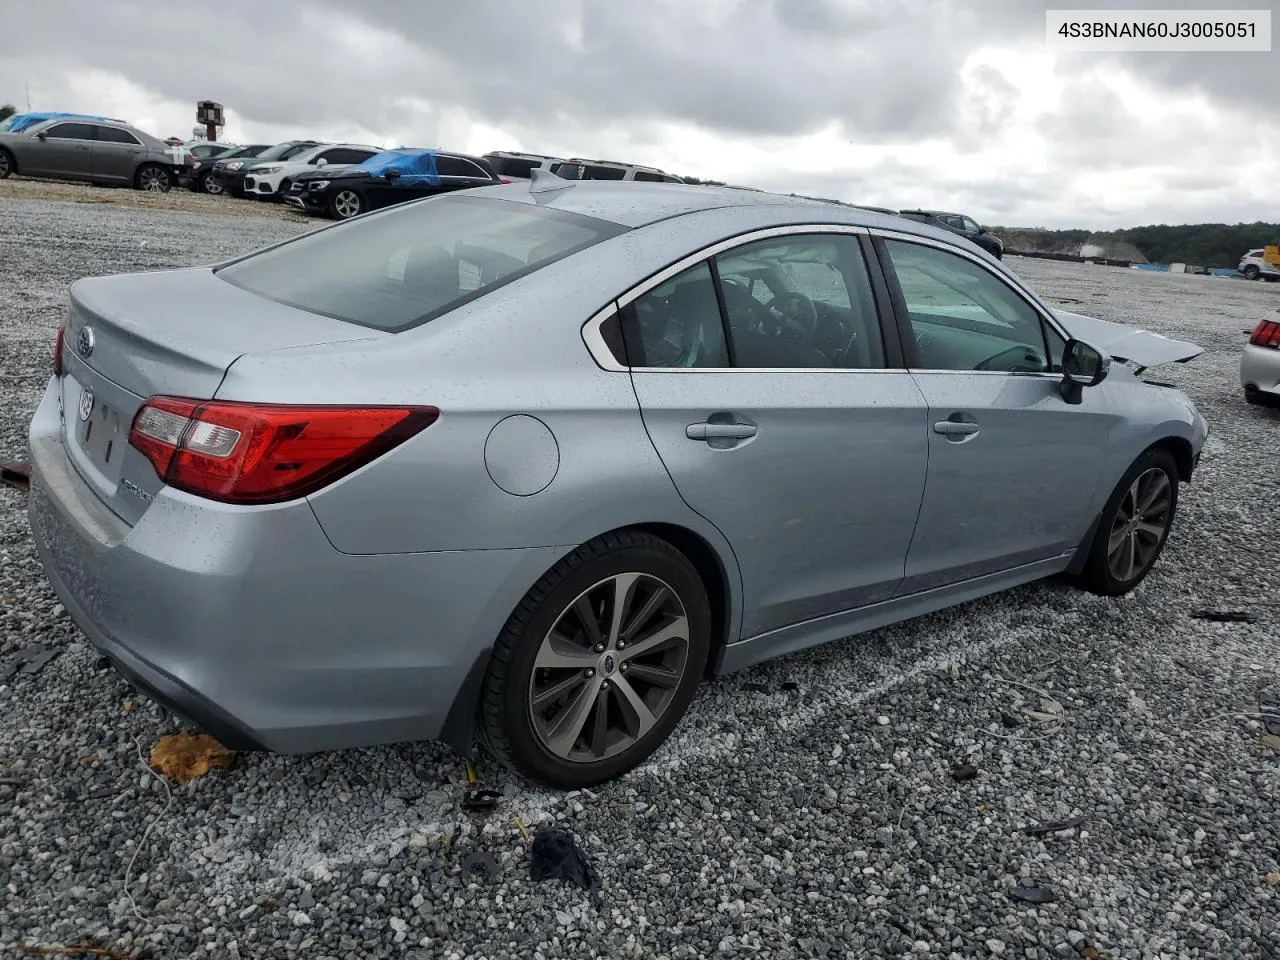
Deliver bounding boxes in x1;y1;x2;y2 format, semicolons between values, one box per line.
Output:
768;292;819;341
975;345;1047;373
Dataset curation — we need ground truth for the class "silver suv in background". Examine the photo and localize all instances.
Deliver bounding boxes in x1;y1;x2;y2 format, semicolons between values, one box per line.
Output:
1238;249;1280;282
0;117;188;191
549;157;684;183
482;151;565;180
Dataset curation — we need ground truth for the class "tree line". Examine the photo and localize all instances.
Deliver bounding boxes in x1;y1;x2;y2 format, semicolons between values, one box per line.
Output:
988;222;1280;268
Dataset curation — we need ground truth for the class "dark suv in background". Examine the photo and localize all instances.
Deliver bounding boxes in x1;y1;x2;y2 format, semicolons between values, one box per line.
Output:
898;209;1004;259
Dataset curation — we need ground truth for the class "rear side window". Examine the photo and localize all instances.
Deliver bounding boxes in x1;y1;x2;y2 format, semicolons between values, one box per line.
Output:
489;156;538;178
95;126;141;145
216;195;627;332
633;171;664;182
437;156;490;179
624;262;728;368
584;165;626;180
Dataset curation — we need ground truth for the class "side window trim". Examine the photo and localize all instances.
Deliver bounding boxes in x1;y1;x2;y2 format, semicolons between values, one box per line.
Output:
868;227;1070;376
43;123;97;141
578;223;922;373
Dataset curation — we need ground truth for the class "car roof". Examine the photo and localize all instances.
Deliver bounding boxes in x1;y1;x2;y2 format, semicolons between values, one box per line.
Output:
473;178;928;232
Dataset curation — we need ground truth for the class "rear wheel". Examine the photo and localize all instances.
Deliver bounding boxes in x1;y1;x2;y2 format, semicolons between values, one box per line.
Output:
329;189;364;219
1076;448;1179;596
135;163;171;192
1243;264;1261;280
0;147;14;179
480;531;710;788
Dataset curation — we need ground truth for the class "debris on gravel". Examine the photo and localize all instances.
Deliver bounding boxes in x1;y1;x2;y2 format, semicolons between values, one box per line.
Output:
1;199;1279;959
0;175;312;222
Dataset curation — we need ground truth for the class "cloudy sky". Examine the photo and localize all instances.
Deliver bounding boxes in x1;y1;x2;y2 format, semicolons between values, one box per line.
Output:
1;0;1275;229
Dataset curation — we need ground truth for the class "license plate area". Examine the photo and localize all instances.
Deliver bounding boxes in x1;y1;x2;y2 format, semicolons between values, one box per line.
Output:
80;391;124;469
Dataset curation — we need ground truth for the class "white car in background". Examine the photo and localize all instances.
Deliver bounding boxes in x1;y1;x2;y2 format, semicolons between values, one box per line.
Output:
1238;249;1280;282
240;143;380;200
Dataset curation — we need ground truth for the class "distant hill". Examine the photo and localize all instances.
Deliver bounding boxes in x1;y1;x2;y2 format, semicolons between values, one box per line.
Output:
988;222;1280;269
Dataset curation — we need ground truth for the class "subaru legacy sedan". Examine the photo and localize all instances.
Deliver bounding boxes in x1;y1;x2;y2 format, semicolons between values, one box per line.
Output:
27;175;1207;788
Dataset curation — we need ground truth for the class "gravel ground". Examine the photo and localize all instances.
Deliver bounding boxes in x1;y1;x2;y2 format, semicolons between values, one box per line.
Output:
1;198;1278;960
0;175;311;222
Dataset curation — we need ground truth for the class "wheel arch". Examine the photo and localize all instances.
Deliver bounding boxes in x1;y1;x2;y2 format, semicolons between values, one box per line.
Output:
0;145;18;175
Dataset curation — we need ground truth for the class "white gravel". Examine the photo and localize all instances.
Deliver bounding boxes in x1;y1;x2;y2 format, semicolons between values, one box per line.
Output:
1;199;1278;959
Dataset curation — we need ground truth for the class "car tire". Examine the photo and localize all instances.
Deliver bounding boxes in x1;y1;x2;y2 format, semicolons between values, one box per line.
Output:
134;163;172;193
328;189;364;220
1243;264;1260;281
202;172;224;195
479;530;711;789
273;179;291;202
0;147;14;179
1075;448;1179;596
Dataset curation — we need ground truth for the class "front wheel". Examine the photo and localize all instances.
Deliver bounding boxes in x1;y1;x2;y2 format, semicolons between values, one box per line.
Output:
1075;448;1179;596
1243;264;1261;281
0;148;14;179
202;172;224;195
479;531;710;788
135;163;172;192
329;189;364;219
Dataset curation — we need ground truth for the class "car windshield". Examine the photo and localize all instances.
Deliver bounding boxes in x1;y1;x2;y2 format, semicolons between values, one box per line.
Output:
257;142;312;162
216;195;627;332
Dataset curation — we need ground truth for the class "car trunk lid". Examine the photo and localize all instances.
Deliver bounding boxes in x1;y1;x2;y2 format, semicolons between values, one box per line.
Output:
60;267;379;525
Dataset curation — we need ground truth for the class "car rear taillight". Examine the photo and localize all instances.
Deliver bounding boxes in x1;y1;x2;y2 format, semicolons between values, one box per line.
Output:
1249;319;1280;348
500;178;512;184
128;398;439;505
53;323;65;376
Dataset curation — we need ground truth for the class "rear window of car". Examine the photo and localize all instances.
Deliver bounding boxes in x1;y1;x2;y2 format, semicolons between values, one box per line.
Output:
215;195;627;333
488;156;538;178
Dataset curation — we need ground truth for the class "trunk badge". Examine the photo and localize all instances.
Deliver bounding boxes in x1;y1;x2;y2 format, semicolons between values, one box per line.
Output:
78;387;94;422
77;326;95;358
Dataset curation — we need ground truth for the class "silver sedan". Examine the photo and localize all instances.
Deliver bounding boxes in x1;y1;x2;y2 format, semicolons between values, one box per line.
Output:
27;176;1208;787
1242;310;1280;405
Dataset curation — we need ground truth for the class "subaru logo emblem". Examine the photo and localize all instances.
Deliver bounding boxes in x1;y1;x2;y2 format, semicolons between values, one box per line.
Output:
603;654;616;675
78;387;94;422
76;326;95;359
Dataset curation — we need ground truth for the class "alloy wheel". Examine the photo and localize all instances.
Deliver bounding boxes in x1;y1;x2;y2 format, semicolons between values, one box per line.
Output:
139;167;170;192
0;152;10;178
529;572;690;763
334;190;362;218
204;174;223;195
1106;467;1172;582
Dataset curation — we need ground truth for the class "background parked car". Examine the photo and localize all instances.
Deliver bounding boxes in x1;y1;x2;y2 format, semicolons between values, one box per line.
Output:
897;209;1004;259
285;148;502;219
213;140;322;197
183;140;237;161
1241;309;1280;405
1238;247;1280;282
482;151;565;180
549;157;684;182
240;143;379;201
188;144;271;194
0;117;187;191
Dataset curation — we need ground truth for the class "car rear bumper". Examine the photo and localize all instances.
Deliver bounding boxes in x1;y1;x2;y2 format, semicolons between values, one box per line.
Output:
1241;342;1280;398
26;377;566;754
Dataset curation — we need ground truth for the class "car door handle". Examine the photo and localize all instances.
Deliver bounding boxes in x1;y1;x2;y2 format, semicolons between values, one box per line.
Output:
933;420;980;437
686;422;758;441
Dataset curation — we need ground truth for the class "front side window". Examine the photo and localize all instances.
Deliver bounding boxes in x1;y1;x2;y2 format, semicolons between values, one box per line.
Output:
715;234;884;369
625;262;728;368
960;216;982;235
217;195;626;332
42;122;96;140
882;239;1051;373
490;156;537;178
633;171;663;182
437;155;487;179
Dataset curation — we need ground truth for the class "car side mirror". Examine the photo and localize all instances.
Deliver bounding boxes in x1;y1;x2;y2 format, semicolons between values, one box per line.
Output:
316;158;328;167
1059;338;1110;405
36;131;47;141
978;226;988;235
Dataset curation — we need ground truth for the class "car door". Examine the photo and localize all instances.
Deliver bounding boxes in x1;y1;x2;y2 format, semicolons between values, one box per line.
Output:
90;125;145;183
874;233;1117;594
24;122;96;179
616;228;930;639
